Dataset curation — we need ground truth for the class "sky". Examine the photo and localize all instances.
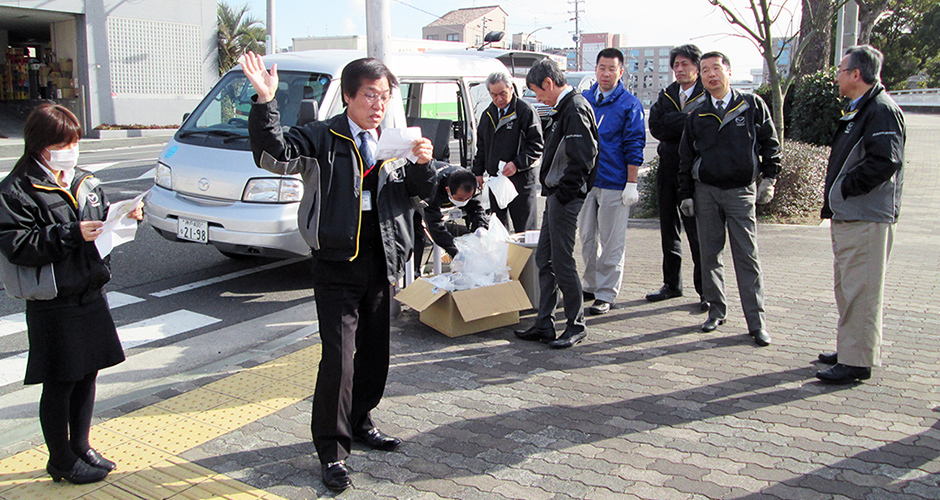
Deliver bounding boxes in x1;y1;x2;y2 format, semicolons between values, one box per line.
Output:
243;0;802;80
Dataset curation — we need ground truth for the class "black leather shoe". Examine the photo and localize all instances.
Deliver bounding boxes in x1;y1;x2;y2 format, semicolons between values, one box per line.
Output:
77;448;116;471
588;300;610;315
818;352;838;364
321;461;352;492
816;363;871;384
354;428;401;451
750;329;771;347
646;284;683;302
701;317;725;332
514;326;555;342
548;329;586;349
47;459;109;484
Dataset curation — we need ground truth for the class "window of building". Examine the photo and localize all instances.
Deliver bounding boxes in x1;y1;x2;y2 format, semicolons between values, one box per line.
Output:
660;64;670;73
427;35;439;40
630;59;639;73
645;49;653;56
447;33;459;41
644;59;653;72
629;49;639;57
659;48;670;56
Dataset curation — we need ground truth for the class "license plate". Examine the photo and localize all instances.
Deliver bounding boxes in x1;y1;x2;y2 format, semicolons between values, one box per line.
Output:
177;218;208;243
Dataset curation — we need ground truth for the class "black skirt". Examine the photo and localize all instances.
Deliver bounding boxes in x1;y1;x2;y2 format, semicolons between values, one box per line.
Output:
24;290;125;385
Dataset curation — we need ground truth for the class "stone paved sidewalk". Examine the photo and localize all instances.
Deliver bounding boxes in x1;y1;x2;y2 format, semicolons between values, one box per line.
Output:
181;114;940;499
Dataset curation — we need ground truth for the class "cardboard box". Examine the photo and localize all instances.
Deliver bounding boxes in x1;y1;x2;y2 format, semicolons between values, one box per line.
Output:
396;244;533;337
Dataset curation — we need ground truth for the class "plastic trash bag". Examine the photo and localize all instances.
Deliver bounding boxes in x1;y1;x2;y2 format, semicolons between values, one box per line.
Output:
425;214;511;291
487;169;518;209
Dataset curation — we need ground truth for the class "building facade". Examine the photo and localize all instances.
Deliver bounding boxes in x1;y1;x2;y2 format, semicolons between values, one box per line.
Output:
422;6;508;49
0;0;217;131
623;45;674;106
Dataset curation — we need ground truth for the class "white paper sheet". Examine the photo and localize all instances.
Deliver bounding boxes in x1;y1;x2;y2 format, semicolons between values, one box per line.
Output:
375;127;422;163
95;191;146;258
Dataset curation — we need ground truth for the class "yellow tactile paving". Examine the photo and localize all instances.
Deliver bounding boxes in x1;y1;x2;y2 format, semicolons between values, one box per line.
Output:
0;345;321;500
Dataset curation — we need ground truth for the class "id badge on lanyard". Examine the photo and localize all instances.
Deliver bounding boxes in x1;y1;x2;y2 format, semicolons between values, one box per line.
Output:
362;190;373;211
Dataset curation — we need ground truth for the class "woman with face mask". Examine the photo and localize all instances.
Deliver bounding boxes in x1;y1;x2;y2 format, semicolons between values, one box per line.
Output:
0;103;143;484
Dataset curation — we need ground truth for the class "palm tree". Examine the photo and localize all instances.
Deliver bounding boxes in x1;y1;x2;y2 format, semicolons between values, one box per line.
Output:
217;1;266;76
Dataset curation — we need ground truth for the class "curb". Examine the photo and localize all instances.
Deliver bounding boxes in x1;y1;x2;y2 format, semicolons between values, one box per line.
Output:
0;135;172;159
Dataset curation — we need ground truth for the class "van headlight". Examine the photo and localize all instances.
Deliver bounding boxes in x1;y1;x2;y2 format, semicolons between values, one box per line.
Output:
243;178;304;203
154;162;172;189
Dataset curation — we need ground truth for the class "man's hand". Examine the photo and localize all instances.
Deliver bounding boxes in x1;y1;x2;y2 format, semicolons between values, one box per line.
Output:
412;138;433;165
756;178;776;205
80;221;104;242
680;198;695;218
239;51;278;103
476;175;485;189
501;161;517;177
621;182;639;206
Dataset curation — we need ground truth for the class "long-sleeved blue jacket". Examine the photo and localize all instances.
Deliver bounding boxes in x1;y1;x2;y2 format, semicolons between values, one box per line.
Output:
582;81;645;190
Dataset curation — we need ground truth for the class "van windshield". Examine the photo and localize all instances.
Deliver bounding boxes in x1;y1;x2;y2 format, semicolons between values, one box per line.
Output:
177;70;331;148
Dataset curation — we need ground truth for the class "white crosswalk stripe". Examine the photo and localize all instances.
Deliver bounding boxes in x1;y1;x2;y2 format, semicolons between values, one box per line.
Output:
0;292;143;341
0;308;220;386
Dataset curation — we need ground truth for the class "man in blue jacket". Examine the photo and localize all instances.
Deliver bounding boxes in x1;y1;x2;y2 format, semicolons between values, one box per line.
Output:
816;45;905;384
579;48;646;315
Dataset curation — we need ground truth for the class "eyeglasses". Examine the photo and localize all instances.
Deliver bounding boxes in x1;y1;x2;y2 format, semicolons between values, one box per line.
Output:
359;91;392;105
838;68;855;74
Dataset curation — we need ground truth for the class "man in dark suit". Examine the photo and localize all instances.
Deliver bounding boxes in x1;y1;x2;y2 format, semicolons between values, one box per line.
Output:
646;44;708;311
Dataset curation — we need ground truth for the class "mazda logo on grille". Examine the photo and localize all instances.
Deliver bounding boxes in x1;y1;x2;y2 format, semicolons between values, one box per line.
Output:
197;178;210;191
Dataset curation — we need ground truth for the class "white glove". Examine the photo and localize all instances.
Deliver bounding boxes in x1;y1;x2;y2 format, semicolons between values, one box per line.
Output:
757;178;776;205
680;198;694;218
621;182;639;206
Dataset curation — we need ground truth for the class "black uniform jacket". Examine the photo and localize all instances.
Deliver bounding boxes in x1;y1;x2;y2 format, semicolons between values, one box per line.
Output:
540;90;599;205
822;83;905;222
678;89;781;199
249;99;436;284
472;96;544;184
0;157;111;299
648;80;707;173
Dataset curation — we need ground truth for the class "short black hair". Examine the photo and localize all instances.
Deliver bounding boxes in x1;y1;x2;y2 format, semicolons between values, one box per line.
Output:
596;48;624;66
526;59;566;90
447;168;477;196
669;44;702;68
700;51;731;69
341;58;399;104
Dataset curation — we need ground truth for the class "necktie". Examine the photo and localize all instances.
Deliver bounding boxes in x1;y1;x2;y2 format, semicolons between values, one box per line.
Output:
498;108;504;120
597;93;604;104
716;99;724;118
358;131;375;169
679;91;687;110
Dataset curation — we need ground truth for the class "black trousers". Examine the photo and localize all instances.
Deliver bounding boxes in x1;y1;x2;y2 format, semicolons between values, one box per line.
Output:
657;163;703;297
489;172;538;233
309;247;390;464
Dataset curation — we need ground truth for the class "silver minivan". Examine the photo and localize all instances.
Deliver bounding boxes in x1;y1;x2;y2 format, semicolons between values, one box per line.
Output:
145;50;509;258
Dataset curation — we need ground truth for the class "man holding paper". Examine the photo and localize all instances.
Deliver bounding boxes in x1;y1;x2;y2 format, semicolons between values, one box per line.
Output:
472;71;544;232
242;52;436;492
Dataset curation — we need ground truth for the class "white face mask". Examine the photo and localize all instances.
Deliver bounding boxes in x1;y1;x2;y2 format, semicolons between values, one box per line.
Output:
47;144;79;173
448;195;469;208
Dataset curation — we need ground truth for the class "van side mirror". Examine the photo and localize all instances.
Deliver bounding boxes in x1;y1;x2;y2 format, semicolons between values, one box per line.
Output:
182;112;190;123
478;31;505;51
297;99;319;127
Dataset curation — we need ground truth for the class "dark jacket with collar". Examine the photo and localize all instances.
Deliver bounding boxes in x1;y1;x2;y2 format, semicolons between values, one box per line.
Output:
582;81;646;190
822;83;905;222
0;157;112;299
249;99;436;284
540;89;599;204
472;95;544;184
648;80;707;174
678;88;781;199
422;165;488;257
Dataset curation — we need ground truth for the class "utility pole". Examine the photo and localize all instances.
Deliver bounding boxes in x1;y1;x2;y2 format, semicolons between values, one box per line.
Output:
365;0;391;61
569;0;584;70
266;0;276;54
481;17;492;48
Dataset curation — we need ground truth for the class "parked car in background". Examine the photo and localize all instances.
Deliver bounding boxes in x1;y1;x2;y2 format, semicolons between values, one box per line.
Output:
144;50;509;258
565;71;597;94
